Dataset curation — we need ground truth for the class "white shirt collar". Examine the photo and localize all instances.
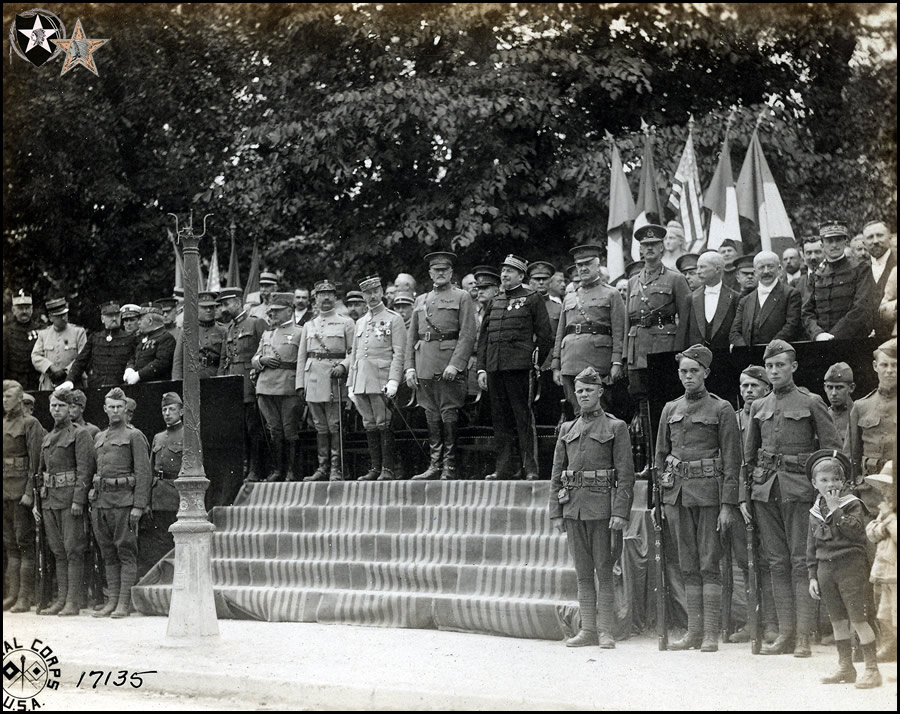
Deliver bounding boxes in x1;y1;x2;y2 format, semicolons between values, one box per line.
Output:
704;281;722;295
873;251;890;268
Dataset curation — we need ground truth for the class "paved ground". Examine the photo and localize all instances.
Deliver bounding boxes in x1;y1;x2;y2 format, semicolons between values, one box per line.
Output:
3;611;896;711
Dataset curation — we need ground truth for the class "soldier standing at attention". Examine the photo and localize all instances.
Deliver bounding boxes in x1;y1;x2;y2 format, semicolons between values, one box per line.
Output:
37;387;94;616
742;339;842;657
69;390;100;440
552;245;625;417
850;338;897;513
550;367;634;647
655;345;740;652
3;291;42;392
139;392;183;578
3;380;45;612
172;292;227;380
154;297;182;343
296;281;355;482
477;255;554;481
63;302;137;390
251;293;303;482
822;362;855;451
218;288;268;482
89;387;151;618
32;297;87;391
348;276;406;481
405;253;476;481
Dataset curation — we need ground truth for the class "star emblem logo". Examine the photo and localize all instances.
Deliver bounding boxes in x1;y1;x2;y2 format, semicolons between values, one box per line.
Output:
11;10;66;67
51;18;109;77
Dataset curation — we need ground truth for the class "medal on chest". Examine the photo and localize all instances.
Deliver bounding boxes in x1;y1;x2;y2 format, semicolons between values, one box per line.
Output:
106;334;113;343
507;297;526;311
371;320;391;340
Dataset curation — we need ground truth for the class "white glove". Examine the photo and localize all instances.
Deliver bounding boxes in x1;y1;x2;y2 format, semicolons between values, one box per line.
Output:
124;369;140;385
383;380;399;399
58;380;74;391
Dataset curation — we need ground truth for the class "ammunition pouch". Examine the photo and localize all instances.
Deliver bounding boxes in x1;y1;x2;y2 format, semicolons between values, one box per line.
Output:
93;473;136;492
43;471;77;488
758;449;811;475
662;455;722;487
561;469;617;490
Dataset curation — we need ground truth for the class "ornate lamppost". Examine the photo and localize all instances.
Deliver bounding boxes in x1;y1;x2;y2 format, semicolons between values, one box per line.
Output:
165;211;219;639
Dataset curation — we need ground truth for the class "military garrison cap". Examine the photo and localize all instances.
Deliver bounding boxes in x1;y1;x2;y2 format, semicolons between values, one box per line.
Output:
161;392;183;407
216;288;242;302
198;292;219;307
50;387;75;404
314;280;336;293
676;253;700;273
45;297;69;316
358;276;381;291
823;362;854;384
344;290;365;303
22;392;35;406
634;224;666;243
574;366;604;385
425;252;456;268
740;365;770;386
806;449;853;483
125;397;137;414
259;272;279;285
267;293;294;309
501;255;529;274
874;338;897;359
677;344;713;369
763;339;795;361
70;389;88;407
819;221;849;240
100;301;121;315
105;387;127;403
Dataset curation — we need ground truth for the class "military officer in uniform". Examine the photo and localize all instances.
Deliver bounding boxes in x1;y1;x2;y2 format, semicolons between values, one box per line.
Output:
249;272;280;322
802;221;878;342
550;366;634;647
466;267;501;410
347;276;407;481
31;297;87;391
404;252;477;481
120;304;141;335
528;260;564;426
296;280;355;482
676;253;701;291
218;288;268;482
655;345;740;652
37;388;94;616
742;339;842;656
251;293;304;482
154;297;182;342
3;380;45;612
63;301;137;390
477;255;554;480
552;245;626;418
69;390;100;440
343;291;368;322
124;307;177;384
138;392;183;578
850;338;896;513
89;387;151;618
392;293;415;328
172;291;227;380
3;291;42;392
823;362;855;450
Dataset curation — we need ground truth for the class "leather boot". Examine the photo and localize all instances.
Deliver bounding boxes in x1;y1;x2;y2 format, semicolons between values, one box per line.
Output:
855;642;882;689
59;560;84;616
40;560;68;615
93;565;120;618
412;421;442;480
821;640;857;684
566;629;600;647
111;564;136;619
761;632;796;655
4;557;21;610
304;433;330;482
246;438;264;482
876;621;896;662
265;436;284;482
440;421;458;481
358;431;381;481
700;583;721;652
283;441;298;482
329;431;344;481
378;429;396;481
669;584;703;650
10;558;35;612
793;633;812;658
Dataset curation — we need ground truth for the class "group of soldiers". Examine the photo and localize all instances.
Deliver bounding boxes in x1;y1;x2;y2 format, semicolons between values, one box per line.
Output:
3;380;185;618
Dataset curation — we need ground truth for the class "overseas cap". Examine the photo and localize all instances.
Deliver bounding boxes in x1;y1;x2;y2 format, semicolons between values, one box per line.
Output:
527;261;556;278
105;387;127;403
101;301;121;315
22;392;35;405
70;389;88;407
425;251;456;268
677;344;713;369
874;337;897;359
358;275;381;291
161;392;183;407
634;224;666;243
764;339;795;361
125;397;137;413
676;253;699;273
823;362;854;384
574;366;604;385
819;221;849;240
50;387;75;405
740;365;770;386
501;254;529;274
806;449;852;482
719;238;739;250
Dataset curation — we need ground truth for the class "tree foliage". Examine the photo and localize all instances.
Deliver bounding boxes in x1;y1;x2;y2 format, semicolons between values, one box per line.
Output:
3;3;896;327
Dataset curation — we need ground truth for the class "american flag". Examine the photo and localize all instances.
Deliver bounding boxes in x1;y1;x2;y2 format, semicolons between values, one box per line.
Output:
667;122;704;253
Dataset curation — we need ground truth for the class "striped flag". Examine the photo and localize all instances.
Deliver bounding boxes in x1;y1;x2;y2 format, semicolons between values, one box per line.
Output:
606;131;636;279
632;122;664;261
169;228;184;292
703;118;741;252
206;239;222;291
667;121;704;253
736;126;796;255
226;224;241;289
243;239;260;305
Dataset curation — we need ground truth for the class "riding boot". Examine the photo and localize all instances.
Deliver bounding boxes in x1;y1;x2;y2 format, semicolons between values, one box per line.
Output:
283;441;298;482
304;433;330;482
246;438;264;482
669;584;703;650
328;431;344;481
700;583;722;652
40;560;68;615
440;421;459;481
111;564;136;619
59;560;84;616
378;429;396;481
10;558;35;613
265;436;284;482
412;421;443;480
3;558;21;610
93;565;119;617
358;430;381;481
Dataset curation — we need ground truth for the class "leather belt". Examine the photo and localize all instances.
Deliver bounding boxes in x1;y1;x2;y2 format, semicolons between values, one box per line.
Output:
308;352;346;360
419;331;460;342
566;322;611;336
758;449;811;474
43;471;77;488
156;470;180;481
561;469;617;488
270;362;297;370
665;455;722;479
630;313;677;328
4;456;28;468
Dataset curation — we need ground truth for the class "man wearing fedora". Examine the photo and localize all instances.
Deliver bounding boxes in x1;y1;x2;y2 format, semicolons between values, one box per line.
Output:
31;297;87;391
476;254;554;480
63;301;137;390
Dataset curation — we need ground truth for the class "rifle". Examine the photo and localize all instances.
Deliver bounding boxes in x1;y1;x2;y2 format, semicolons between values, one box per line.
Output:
31;474;53;613
531;347;542;403
554;398;568;437
721;526;734;642
642;399;668;651
333;376;345;478
739;403;762;655
84;509;104;608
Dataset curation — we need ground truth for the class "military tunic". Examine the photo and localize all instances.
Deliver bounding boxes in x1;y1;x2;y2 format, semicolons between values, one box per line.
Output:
3;319;42;391
252;318;304;440
850;387;896;512
801;256;877;340
67;329;136;388
828;403;853;452
129;327;177;382
624;264;690;371
74;418;101;441
219;311;267;404
138;422;182;577
296;311;355;433
348;305;406;430
3;411;44;564
31;323;88;390
171;320;227;380
404;286;476;422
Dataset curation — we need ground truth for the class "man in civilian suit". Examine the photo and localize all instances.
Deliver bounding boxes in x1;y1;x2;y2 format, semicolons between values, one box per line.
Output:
863;220;896;339
687;252;739;350
730;251;802;347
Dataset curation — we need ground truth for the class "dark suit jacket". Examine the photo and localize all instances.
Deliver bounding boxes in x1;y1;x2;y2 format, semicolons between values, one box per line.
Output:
729;280;802;346
687;284;739;349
